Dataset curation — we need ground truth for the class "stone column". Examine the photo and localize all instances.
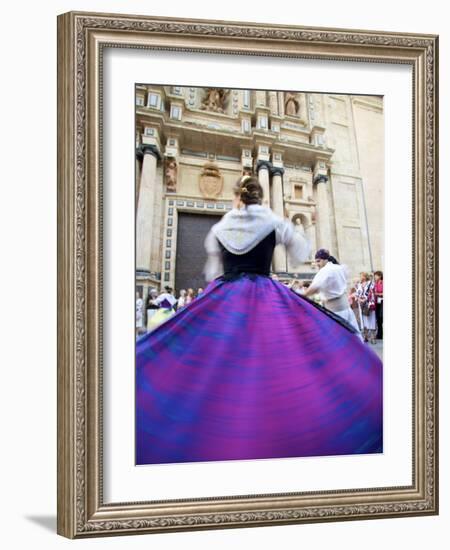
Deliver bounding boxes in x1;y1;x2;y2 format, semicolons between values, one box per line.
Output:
298;93;308;123
136;144;161;273
256;160;271;208
271;167;287;272
135;149;143;212
278;92;285;117
314;174;333;250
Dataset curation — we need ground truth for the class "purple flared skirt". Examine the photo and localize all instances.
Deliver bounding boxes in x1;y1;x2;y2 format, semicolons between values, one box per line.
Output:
136;275;383;465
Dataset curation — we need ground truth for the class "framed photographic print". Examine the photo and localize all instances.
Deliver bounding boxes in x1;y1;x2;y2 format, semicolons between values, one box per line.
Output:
57;11;438;538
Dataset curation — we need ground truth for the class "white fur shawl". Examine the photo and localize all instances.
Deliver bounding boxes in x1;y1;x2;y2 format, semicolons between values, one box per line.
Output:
203;205;311;281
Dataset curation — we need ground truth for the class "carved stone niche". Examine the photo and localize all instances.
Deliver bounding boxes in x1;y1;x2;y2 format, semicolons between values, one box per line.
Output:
200;88;229;113
292;213;308;231
199;162;223;198
284;92;307;123
164;157;177;193
285;92;300;116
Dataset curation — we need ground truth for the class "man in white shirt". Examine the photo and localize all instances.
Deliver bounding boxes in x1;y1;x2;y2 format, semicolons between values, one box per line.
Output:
304;248;362;338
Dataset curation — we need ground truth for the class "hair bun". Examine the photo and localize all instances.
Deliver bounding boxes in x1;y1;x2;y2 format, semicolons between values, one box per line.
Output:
233;174;264;205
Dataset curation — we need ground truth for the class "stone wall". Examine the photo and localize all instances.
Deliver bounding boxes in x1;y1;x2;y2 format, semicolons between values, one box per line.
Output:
135;86;384;293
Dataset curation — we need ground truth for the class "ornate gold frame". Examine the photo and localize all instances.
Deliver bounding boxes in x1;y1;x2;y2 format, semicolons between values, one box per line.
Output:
57;11;439;538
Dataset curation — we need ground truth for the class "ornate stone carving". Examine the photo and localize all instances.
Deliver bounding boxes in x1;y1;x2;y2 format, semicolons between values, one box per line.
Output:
164;157;177;192
199;162;223;198
200;88;229;113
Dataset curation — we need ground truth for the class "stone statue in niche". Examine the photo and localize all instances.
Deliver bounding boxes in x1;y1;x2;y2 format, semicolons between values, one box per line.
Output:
200;88;229;113
165;157;177;192
293;216;306;236
285;92;300;116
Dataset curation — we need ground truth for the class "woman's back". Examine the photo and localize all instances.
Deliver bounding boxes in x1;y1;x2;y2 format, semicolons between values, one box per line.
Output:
219;230;276;280
203;205;310;282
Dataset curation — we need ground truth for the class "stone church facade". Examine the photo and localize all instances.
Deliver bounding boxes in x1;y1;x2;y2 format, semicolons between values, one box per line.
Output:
135;85;383;297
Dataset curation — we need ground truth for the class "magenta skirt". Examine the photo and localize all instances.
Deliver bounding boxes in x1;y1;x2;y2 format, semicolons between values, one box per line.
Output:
136;274;383;465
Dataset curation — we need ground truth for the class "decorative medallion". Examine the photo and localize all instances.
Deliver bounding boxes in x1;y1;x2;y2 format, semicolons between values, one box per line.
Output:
199;162;223;198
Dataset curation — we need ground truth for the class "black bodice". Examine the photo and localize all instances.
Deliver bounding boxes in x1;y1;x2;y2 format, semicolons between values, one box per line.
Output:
218;230;276;280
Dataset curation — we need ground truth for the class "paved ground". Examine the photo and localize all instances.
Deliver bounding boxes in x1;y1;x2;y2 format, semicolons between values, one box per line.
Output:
366;339;383;360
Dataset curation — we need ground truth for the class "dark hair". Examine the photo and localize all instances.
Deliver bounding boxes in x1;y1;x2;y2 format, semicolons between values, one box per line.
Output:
374;270;383;279
314;248;339;264
233;175;263;205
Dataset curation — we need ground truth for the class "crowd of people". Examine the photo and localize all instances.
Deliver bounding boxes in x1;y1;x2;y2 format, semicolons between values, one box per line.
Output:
287;269;383;344
136;285;205;336
136;269;383;344
349;271;384;343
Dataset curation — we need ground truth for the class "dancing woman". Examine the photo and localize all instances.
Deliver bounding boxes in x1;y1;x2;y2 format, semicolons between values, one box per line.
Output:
136;175;383;465
303;249;362;337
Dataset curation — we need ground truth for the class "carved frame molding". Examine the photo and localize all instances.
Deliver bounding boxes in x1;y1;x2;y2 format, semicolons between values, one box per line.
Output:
57;11;438;538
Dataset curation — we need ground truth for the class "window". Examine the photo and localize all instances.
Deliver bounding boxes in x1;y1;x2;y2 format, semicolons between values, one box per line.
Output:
243;90;250;109
294;185;304;200
258;116;268;129
242;119;251;133
170;105;181;120
148;93;159;108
